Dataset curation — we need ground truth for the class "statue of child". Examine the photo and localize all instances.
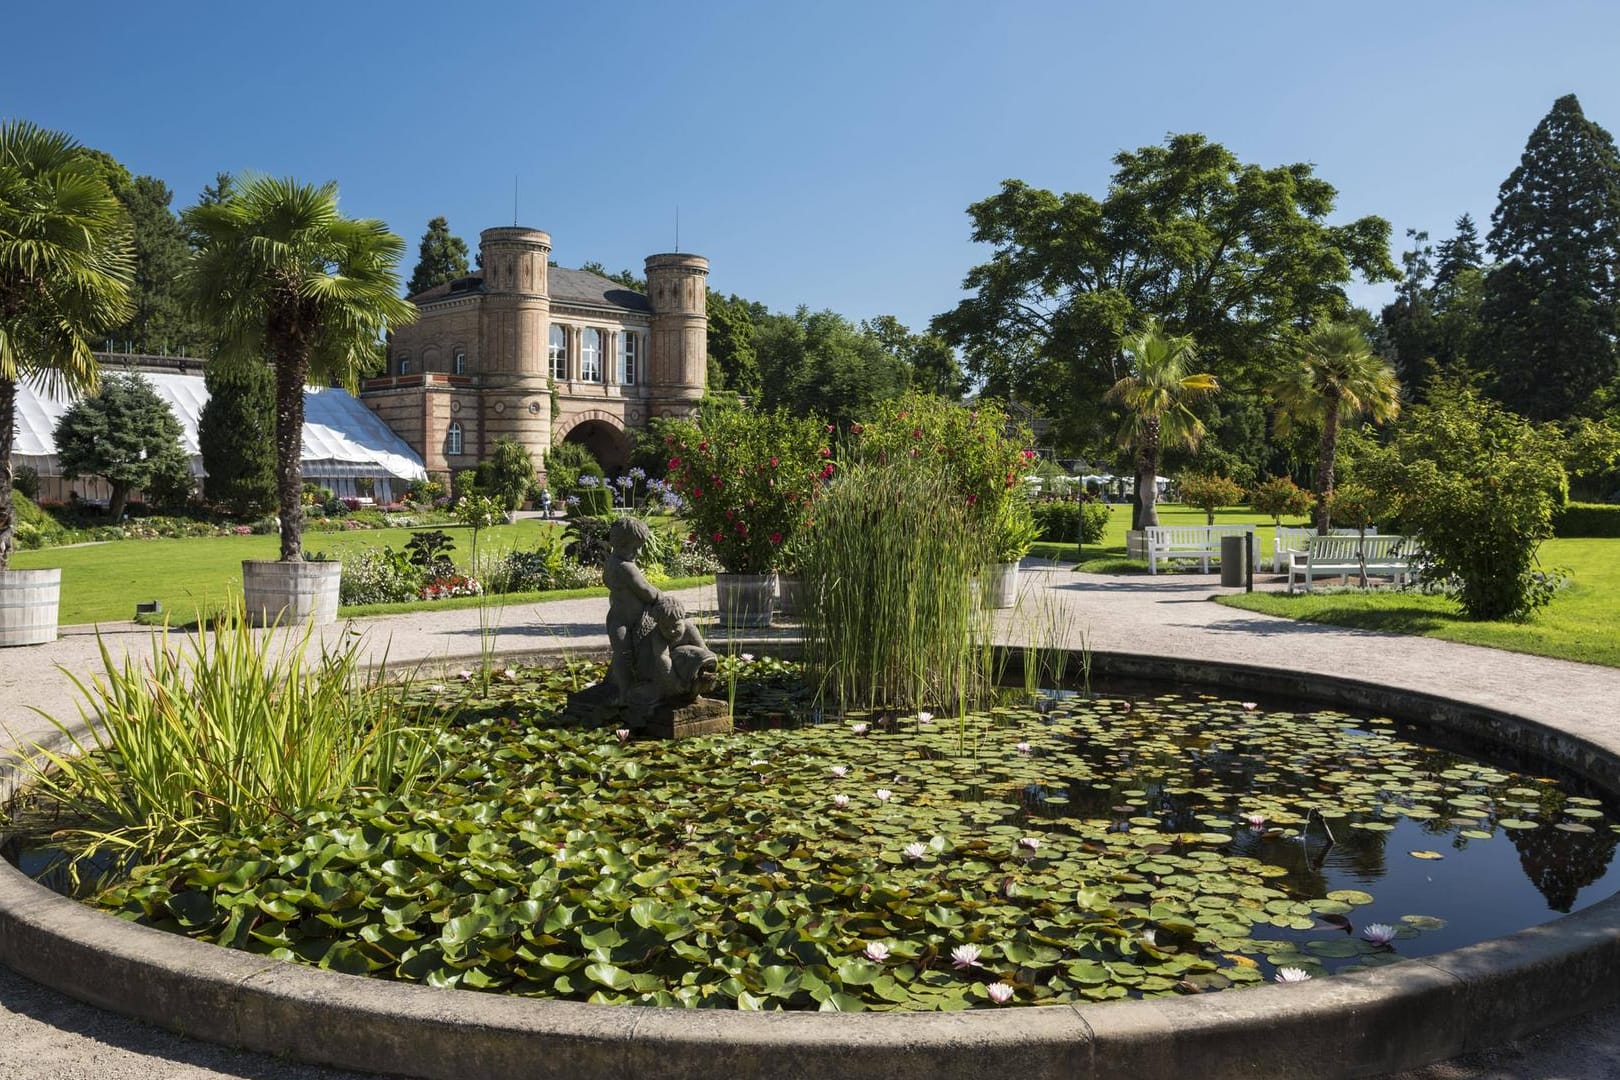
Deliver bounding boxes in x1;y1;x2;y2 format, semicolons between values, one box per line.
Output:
603;516;661;703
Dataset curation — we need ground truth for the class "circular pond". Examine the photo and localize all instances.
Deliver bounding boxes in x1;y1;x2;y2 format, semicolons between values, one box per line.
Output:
11;658;1617;1013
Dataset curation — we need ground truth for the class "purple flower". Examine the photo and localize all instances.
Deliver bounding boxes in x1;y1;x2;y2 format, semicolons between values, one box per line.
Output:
628;467;647;482
950;944;982;970
1362;923;1397;946
863;942;890;963
579;475;600;488
1274;966;1312;983
565;495;580;508
987;983;1014;1004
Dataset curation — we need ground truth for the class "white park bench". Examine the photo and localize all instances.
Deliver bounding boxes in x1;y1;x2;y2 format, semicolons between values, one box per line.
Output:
1144;525;1262;574
1272;526;1377;572
1287;534;1415;593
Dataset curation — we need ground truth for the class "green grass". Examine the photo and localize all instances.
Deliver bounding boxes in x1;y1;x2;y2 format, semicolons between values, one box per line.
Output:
1216;538;1620;669
10;521;562;625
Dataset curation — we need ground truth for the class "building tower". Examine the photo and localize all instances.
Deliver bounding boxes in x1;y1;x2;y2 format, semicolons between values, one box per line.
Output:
477;227;553;464
644;252;709;415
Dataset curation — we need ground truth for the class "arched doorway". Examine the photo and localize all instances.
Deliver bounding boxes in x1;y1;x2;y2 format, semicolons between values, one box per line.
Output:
561;418;630;473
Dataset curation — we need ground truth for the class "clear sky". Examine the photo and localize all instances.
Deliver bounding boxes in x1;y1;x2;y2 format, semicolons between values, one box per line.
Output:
6;0;1618;336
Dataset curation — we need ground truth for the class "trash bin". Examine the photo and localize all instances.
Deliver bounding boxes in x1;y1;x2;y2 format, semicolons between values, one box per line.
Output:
1220;534;1246;587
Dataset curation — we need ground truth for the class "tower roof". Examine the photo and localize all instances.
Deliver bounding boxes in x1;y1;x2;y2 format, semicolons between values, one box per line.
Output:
407;268;651;313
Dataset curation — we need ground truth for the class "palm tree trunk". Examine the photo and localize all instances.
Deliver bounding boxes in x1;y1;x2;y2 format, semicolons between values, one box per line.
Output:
1314;392;1341;535
0;377;15;570
270;303;312;561
1139;422;1161;529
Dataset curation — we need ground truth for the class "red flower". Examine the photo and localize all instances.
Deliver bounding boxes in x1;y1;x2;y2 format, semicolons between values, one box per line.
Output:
897;411;909;420
770;532;783;545
820;447;832;458
826;424;834;433
966;494;978;505
770;456;779;468
699;441;709;452
820;463;835;479
712;530;724;543
851;423;863;434
687;532;696;542
724;508;735;521
668;457;682;469
693;488;703;499
736;522;748;535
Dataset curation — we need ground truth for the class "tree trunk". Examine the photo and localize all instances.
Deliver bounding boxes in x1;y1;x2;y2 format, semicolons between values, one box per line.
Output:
0;377;15;570
108;483;129;522
1314;392;1341;535
270;302;313;561
1138;422;1162;529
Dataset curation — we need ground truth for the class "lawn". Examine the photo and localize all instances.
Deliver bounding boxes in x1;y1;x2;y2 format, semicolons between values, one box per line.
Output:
10;521;563;625
1215;537;1620;669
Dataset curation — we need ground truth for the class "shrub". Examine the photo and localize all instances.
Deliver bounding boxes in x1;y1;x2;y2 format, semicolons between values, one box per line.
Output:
1553;502;1620;538
573;484;611;516
1363;378;1567;621
1176;472;1246;525
12;465;40;501
545;441;603;498
1248;475;1314;525
1033;499;1110;544
337;547;421;605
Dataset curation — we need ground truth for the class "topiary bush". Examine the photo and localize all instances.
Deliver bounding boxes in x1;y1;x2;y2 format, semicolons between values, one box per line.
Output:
1552;502;1620;538
1031;500;1111;544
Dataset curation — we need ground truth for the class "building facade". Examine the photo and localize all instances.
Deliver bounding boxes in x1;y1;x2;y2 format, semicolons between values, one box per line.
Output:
362;227;708;483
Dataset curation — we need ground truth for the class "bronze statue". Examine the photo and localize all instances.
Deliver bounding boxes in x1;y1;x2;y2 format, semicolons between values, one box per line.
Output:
601;517;718;717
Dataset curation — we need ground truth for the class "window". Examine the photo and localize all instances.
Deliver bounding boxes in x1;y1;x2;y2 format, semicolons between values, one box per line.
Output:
453;348;466;375
549;324;568;380
446;422;463;457
580;329;603;383
620;332;638;385
398;355;411;375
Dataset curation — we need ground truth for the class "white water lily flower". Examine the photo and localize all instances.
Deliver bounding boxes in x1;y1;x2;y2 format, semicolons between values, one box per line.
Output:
829;765;849;778
1274;966;1312;983
1015;742;1032;754
951;944;983;970
1018;836;1040;851
833;794;850;809
1241;701;1259;711
863;942;891;963
851;722;870;735
615;728;631;742
903;842;927;861
917;711;934;724
1362;923;1398;946
987;982;1015;1004
741;653;755;662
875;789;892;803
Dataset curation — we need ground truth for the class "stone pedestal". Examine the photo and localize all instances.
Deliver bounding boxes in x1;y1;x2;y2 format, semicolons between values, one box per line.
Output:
644;697;732;740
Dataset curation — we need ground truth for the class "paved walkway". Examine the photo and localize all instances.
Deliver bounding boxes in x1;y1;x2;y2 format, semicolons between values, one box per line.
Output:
3;568;1619;1078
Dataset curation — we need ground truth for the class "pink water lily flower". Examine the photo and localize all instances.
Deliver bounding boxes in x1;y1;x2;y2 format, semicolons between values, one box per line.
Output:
456;669;474;681
829;765;848;778
863;942;891;963
851;723;870;735
741;653;755;662
987;983;1015;1004
1362;923;1397;946
1018;836;1040;851
951;944;983;970
875;789;893;803
903;842;927;861
615;728;631;742
1246;813;1267;830
1241;701;1259;711
1274;966;1312;983
1015;742;1032;754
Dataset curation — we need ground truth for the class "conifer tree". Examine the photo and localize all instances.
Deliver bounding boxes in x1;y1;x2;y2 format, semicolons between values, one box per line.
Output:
407;216;470;296
1478;94;1620;420
1432;212;1482;294
198;360;277;517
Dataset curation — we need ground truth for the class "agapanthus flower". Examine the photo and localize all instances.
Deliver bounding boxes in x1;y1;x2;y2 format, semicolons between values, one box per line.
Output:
1362;923;1397;946
863;942;890;963
1274;966;1312;983
628;467;647;481
987;983;1015;1004
950;944;982;970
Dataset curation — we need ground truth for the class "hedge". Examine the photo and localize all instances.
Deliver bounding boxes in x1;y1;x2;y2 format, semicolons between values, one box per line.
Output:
1553;501;1620;538
1033;500;1112;545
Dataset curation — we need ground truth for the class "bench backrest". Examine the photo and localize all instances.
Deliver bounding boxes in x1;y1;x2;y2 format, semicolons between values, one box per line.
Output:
1304;533;1406;561
1276;526;1376;554
1146;524;1255;546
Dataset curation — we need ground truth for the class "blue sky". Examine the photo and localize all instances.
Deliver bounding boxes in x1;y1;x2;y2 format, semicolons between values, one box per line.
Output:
6;1;1618;336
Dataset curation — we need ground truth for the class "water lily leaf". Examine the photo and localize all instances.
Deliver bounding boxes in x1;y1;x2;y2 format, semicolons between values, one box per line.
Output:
1325;890;1374;906
1408;851;1445;861
1497;819;1538;830
1400;915;1447;930
584;962;634;990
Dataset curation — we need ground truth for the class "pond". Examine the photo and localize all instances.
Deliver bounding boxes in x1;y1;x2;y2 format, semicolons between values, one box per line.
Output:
6;659;1617;1011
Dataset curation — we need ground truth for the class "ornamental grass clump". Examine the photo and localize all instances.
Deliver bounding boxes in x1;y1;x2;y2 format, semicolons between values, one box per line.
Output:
799;456;993;715
12;606;446;875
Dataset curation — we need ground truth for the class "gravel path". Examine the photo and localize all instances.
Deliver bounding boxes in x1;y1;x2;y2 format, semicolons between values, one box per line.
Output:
3;568;1619;1079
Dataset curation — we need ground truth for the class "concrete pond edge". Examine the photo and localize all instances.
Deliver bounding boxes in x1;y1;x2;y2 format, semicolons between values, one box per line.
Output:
2;646;1619;1079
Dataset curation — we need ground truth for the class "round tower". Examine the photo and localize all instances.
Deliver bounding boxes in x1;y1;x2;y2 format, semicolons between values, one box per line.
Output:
478;227;553;469
644;252;709;412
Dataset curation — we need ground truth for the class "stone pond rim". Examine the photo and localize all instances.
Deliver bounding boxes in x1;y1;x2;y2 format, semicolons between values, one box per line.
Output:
3;649;1620;1079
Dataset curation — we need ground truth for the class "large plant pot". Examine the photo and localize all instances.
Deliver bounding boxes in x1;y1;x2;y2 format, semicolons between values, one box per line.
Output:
242;559;341;627
716;572;775;628
982;561;1021;609
774;573;801;616
1125;529;1147;560
0;568;60;647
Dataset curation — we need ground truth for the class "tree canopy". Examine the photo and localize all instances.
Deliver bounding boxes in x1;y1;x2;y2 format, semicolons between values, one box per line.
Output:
406;216;471;297
199;358;276;517
933;133;1397;451
54;371;189;520
1478;94;1620;420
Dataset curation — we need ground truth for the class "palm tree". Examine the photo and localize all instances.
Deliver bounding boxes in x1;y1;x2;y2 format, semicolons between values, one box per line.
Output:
1272;322;1401;534
185;176;415;560
1106;320;1219;530
0;121;134;569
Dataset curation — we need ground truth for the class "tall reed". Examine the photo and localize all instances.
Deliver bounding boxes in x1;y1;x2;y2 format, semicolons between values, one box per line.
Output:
799;456;994;714
10;606;447;871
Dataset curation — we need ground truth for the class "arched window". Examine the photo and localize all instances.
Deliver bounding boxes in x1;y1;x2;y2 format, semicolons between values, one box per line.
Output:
453;348;467;375
446;421;463;457
580;329;603;383
398;355;411;375
619;332;638;385
549;324;568;379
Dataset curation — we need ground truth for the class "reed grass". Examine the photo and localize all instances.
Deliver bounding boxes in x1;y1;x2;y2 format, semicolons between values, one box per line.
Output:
8;606;448;875
799;457;995;715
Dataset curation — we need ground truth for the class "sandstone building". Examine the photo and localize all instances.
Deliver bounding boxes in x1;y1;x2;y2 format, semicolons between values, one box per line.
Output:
363;227;709;483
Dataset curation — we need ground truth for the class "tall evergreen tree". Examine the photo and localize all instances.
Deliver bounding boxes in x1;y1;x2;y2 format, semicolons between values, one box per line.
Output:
54;372;189;520
407;216;470;296
1432;212;1483;294
112;176;207;356
199;360;277;516
1379;230;1440;395
1478;94;1620;420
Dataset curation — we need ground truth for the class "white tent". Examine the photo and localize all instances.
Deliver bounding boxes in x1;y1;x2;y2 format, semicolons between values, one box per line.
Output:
13;372;426;503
